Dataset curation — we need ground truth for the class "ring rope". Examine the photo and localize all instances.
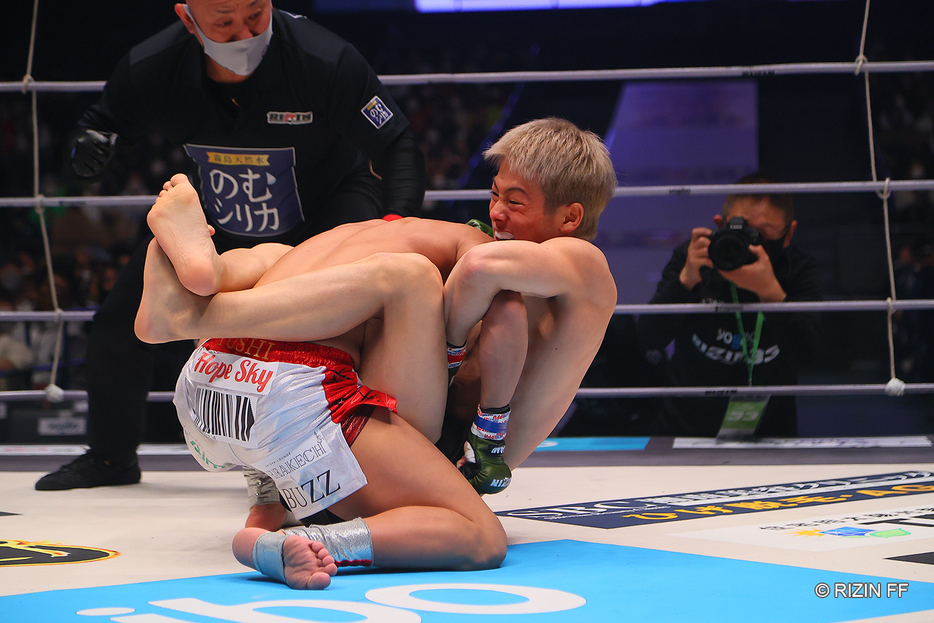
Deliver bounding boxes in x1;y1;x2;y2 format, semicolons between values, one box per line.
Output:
3;179;934;209
855;0;901;387
4;60;934;94
5;381;934;404
5;298;934;325
21;0;66;402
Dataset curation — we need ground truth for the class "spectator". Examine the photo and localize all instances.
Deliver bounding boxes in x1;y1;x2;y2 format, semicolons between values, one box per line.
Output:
636;174;823;438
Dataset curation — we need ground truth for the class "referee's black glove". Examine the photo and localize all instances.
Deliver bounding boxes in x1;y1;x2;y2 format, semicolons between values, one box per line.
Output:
69;129;118;178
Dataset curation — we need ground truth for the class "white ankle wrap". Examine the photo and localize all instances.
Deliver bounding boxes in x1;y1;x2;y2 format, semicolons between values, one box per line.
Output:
251;531;288;583
283;517;373;567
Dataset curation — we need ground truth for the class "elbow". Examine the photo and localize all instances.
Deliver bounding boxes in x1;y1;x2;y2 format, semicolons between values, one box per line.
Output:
453;248;506;297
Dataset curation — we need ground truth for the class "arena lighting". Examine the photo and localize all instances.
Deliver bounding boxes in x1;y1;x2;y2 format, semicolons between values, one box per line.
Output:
415;0;845;13
310;0;847;13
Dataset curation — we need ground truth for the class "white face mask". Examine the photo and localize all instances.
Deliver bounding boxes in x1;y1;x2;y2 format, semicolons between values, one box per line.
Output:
184;4;272;76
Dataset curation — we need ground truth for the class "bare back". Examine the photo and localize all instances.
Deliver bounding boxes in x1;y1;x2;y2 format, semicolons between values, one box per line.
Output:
257;218;491;287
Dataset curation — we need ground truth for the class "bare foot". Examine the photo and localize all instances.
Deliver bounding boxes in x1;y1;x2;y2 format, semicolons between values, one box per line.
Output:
282;536;338;590
231;528;337;590
135;239;208;344
147;173;223;296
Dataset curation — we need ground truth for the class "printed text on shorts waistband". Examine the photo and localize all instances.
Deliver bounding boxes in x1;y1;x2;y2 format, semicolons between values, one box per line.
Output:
202;338;353;368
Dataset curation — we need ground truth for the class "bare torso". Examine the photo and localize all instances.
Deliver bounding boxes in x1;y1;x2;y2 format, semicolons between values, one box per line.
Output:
257;218;491;287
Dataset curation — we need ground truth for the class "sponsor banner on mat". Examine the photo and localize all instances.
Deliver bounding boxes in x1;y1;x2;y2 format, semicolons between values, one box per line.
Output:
676;505;934;551
673;436;933;449
498;471;934;528
534;437;650;452
0;539;118;567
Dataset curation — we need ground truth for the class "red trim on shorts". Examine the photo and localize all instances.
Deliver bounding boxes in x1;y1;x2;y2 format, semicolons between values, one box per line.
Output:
201;338;396;445
382;214;403;221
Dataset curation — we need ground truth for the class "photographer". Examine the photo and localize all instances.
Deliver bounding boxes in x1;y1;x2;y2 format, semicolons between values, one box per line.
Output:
636;174;823;438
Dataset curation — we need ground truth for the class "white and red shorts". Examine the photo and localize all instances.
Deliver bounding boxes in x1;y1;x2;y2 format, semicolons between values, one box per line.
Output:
174;338;396;520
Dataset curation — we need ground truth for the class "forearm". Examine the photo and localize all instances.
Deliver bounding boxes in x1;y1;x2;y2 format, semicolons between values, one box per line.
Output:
371;130;426;217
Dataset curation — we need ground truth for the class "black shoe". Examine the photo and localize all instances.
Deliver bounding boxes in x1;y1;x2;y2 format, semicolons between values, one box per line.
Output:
35;451;141;491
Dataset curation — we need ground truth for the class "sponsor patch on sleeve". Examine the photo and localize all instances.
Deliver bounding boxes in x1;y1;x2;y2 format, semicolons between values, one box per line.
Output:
361;96;393;129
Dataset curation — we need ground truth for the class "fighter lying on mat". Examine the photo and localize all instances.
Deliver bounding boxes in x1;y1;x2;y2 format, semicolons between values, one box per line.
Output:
135;117;618;588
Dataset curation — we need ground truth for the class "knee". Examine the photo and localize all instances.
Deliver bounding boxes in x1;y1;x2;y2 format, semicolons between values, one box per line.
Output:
370;253;443;297
464;518;507;570
396;253;442;288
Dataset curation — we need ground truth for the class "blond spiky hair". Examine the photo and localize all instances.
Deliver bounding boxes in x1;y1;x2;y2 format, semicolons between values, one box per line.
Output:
484;117;617;240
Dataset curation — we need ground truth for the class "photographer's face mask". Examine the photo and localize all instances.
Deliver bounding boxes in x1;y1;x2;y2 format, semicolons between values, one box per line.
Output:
184;4;272;76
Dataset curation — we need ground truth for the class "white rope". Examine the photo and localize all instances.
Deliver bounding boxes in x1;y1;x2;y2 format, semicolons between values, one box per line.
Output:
613;300;934;315
4;60;934;94
856;0;904;390
22;0;66;402
575;383;934;399
5;381;934;403
4;298;934;325
4;179;934;210
20;0;39;95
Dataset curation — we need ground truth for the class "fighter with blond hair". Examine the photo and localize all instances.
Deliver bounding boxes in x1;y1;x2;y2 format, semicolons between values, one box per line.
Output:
136;118;618;587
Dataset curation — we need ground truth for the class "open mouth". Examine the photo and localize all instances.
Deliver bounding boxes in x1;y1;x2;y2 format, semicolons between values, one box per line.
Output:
494;231;515;241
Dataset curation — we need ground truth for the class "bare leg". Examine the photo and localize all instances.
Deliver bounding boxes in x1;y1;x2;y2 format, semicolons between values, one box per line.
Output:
357;261;448;442
476;290;528;410
137;247;447;440
147;173;290;295
135;239;210;344
332;409;505;570
233;408;505;585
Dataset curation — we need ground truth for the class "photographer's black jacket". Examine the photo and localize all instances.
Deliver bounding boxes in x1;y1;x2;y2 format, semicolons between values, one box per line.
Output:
636;240;823;437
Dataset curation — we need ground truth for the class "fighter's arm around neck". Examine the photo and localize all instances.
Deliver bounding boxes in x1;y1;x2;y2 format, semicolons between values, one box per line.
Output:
443;237;613;345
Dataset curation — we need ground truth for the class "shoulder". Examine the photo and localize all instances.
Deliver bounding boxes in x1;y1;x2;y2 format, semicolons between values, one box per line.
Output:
127;22;193;68
537;237;617;307
273;10;359;63
400;218;491;249
544;236;612;272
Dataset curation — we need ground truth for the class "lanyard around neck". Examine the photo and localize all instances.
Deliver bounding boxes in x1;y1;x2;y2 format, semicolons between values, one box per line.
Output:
730;282;764;386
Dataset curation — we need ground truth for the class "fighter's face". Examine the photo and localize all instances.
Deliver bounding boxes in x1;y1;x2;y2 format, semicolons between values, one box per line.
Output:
181;0;272;44
488;162;566;244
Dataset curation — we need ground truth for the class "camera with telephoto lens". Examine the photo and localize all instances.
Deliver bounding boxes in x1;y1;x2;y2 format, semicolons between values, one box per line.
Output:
707;216;763;271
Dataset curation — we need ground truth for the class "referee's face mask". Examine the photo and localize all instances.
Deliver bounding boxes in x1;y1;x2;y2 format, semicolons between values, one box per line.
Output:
182;3;273;76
